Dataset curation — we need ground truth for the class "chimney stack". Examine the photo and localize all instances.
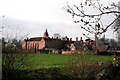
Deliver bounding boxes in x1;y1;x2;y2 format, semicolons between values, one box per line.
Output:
26;37;29;40
80;37;82;41
70;38;72;41
76;37;78;41
67;38;69;41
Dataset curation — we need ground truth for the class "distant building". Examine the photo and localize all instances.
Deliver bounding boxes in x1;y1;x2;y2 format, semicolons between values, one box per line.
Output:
70;37;84;51
22;29;74;51
22;29;96;52
70;37;95;51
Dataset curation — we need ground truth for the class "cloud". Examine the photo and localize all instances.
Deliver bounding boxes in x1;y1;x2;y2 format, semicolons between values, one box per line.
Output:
1;0;119;41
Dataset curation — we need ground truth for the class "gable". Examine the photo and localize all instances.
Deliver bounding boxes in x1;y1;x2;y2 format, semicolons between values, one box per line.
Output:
70;44;76;51
41;38;45;42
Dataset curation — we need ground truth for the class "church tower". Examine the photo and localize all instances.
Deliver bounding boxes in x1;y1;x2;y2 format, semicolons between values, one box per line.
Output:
43;29;49;38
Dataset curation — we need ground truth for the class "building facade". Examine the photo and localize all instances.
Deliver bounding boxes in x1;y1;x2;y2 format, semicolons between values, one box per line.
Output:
70;37;95;51
22;29;73;50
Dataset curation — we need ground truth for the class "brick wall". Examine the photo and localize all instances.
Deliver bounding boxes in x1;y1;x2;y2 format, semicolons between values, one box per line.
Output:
22;38;46;50
22;40;26;49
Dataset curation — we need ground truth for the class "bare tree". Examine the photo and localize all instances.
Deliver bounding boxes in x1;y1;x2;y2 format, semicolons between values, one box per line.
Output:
2;16;29;53
109;38;118;46
116;1;120;46
53;33;61;39
53;33;69;41
2;27;28;53
63;0;120;50
1;16;29;80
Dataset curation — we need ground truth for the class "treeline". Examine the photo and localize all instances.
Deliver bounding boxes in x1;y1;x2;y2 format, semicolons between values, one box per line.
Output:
1;38;22;54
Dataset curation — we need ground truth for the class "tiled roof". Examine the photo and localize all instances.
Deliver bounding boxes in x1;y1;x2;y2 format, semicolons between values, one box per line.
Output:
29;37;42;41
25;37;69;42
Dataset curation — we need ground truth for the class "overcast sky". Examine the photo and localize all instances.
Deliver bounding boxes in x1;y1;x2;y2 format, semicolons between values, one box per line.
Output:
0;0;120;41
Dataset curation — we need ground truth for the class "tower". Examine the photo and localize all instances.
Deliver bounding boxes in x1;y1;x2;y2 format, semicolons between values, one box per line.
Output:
43;29;49;38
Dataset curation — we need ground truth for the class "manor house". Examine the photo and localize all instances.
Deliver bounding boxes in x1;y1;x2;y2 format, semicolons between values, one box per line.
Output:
22;29;74;50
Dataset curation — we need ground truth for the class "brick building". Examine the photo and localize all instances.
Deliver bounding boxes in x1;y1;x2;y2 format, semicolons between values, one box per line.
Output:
22;29;73;50
70;37;95;51
70;37;84;51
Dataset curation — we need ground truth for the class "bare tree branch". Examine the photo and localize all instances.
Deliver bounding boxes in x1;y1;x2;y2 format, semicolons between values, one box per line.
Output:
64;0;120;38
100;15;120;34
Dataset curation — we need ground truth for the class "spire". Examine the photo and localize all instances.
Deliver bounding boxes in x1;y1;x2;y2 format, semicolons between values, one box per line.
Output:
43;29;49;38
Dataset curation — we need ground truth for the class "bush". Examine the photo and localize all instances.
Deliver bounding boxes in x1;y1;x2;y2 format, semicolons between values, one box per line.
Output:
58;50;62;54
61;56;120;79
39;49;50;54
2;44;17;54
62;57;103;79
8;68;71;80
74;51;77;55
2;54;27;80
96;61;120;79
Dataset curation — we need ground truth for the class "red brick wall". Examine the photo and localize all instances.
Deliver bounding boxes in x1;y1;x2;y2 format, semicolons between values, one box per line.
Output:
39;38;45;49
22;38;46;50
27;41;45;49
22;40;26;49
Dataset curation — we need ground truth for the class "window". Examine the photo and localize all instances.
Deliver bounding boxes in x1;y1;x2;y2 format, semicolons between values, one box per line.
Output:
72;47;74;50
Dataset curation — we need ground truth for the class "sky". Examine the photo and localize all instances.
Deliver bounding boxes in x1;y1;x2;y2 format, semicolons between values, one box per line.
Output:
0;0;120;41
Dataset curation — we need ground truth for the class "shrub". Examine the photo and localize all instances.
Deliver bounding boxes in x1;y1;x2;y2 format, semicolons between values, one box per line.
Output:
2;53;27;80
58;50;62;54
61;56;120;79
62;57;103;79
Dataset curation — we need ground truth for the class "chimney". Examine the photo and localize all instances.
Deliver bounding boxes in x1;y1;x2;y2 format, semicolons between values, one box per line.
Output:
80;37;82;41
76;37;78;41
26;37;29;40
70;38;72;41
67;38;69;41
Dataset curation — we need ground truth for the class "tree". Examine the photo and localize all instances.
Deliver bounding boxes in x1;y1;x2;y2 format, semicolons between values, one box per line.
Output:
2;16;29;53
118;33;120;46
1;16;29;80
53;33;61;39
99;38;109;44
2;27;28;53
109;38;118;46
61;36;69;41
63;0;120;50
116;1;120;46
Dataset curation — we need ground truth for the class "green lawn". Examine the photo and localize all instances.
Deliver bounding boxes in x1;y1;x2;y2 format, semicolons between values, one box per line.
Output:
22;53;115;70
3;53;120;79
23;53;74;70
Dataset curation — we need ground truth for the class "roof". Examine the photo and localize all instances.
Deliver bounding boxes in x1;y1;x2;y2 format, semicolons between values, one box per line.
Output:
25;37;65;41
29;37;43;41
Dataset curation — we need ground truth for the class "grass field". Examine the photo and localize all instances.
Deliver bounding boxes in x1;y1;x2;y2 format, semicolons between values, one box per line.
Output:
22;53;115;70
3;53;120;79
